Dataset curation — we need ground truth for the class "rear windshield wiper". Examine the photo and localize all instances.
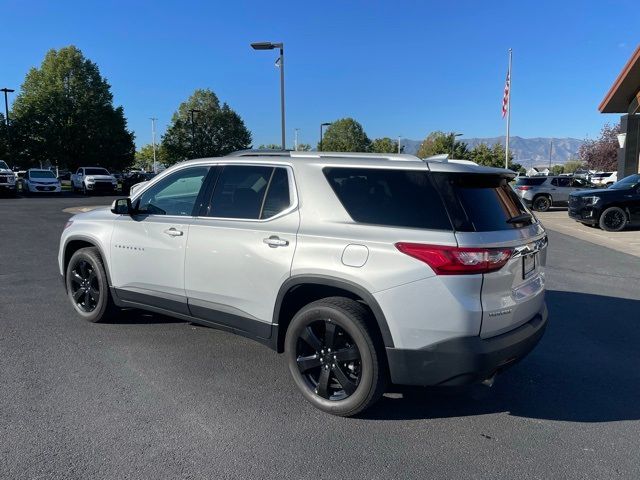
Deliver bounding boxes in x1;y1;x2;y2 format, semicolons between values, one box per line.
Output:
506;213;533;224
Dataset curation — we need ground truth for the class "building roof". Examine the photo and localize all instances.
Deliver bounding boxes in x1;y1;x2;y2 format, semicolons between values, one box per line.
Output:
599;45;640;113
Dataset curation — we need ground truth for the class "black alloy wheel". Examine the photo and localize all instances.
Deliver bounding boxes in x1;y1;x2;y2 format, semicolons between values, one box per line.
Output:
285;297;386;416
69;259;100;312
599;206;627;232
65;247;117;323
295;319;362;401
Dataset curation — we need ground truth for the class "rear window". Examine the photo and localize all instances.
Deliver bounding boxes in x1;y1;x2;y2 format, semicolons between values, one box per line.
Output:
431;173;533;231
323;168;452;230
515;177;546;186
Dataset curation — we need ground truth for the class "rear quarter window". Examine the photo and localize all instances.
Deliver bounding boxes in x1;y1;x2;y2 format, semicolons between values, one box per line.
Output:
431;173;534;231
323;167;452;230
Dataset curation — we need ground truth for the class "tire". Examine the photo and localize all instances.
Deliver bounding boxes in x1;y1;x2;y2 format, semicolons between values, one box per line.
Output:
599;206;627;232
285;296;386;417
65;247;118;323
532;195;551;212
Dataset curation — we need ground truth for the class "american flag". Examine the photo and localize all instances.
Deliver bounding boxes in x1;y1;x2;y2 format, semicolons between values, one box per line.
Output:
501;70;510;118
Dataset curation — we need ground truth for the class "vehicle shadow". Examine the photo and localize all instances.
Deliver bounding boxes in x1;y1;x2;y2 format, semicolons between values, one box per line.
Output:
361;290;640;423
105;308;183;325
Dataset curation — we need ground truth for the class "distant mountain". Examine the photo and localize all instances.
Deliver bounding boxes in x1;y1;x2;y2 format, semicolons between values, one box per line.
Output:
401;136;584;167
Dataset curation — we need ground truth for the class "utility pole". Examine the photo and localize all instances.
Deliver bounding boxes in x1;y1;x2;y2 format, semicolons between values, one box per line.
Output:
1;88;15;157
549;139;553;169
150;117;158;173
398;136;402;154
294;128;299;151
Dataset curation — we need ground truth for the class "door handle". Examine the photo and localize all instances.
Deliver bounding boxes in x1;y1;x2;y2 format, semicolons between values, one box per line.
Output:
263;235;289;248
164;227;184;237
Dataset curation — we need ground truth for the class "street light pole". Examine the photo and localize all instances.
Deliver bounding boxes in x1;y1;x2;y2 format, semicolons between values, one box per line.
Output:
319;122;331;151
398;136;402;154
294;128;299;151
450;132;463;158
251;42;285;150
150;117;157;173
189;109;201;159
1;87;15;157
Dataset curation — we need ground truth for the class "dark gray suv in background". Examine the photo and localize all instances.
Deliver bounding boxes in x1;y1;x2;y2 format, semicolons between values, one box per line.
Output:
514;176;592;211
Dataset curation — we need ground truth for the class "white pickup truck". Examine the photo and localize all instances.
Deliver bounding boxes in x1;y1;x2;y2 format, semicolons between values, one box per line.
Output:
0;160;17;195
71;167;118;195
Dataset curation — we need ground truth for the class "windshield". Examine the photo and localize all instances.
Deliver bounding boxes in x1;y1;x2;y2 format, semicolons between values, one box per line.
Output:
0;161;9;170
608;174;640;190
29;170;56;179
85;168;110;176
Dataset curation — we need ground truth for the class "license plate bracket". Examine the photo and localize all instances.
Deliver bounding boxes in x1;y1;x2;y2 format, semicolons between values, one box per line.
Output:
522;253;536;279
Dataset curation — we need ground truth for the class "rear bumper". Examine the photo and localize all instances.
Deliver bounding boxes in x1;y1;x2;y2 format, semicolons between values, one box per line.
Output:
386;304;548;386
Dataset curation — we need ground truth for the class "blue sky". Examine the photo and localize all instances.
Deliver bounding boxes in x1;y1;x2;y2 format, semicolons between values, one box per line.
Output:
1;0;637;149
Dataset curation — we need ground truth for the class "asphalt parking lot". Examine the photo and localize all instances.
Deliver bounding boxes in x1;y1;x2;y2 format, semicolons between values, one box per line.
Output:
1;194;639;479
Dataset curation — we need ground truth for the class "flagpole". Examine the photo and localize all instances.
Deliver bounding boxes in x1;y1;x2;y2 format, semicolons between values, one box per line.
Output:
505;48;512;169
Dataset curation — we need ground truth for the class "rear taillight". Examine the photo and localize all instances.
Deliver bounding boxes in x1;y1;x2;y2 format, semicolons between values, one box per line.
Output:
516;186;531;191
395;243;513;275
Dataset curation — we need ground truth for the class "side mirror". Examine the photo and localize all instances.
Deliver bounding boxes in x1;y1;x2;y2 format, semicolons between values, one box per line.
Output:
111;198;133;215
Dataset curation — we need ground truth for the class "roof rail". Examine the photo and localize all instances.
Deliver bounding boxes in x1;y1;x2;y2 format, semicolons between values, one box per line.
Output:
226;149;421;162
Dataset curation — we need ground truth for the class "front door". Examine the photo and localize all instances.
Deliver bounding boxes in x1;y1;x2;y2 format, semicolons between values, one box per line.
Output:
185;164;299;337
110;166;210;313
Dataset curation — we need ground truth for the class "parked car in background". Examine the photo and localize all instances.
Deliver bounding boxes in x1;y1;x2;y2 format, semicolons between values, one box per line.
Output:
57;170;71;181
0;160;17;196
20;168;62;194
121;172;155;195
59;151;548;416
514;175;592;211
590;172;617;187
71;167;118;195
569;173;640;231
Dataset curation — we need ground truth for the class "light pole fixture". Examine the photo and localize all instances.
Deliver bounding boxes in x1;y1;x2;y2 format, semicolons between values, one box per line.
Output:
450;132;463;158
1;87;15;156
251;41;285;150
189;109;201;159
319;122;331;151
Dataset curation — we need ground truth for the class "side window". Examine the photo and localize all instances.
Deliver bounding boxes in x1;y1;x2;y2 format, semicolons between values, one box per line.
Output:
261;168;291;219
550;178;559;186
558;178;571;187
208;165;273;219
135;166;208;216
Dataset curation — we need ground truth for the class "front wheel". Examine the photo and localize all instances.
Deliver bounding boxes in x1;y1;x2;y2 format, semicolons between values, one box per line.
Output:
285;297;386;417
532;195;551;212
66;247;118;322
599;206;627;232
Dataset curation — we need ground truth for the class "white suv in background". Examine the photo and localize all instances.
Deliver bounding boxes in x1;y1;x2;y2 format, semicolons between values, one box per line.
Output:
58;151;548;416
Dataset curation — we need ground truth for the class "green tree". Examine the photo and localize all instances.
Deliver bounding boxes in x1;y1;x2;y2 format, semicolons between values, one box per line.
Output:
416;131;469;159
370;137;399;154
468;142;520;171
296;143;311;151
162;89;251;164
550;164;565;175
134;143;169;171
258;144;282;150
10;46;135;170
578;124;619;171
0;113;8;159
318;118;370;152
563;159;583;173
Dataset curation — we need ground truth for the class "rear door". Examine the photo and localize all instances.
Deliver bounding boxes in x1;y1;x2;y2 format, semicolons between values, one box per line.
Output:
184;164;299;336
431;172;547;338
550;176;572;203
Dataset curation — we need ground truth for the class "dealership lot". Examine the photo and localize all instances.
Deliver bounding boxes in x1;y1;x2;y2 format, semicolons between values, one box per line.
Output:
1;194;639;479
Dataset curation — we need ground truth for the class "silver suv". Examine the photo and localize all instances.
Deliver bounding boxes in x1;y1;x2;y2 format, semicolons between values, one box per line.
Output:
514;175;591;211
58;151;548;416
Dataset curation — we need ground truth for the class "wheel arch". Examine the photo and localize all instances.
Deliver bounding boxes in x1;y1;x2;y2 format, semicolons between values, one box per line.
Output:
273;275;394;353
63;235;113;289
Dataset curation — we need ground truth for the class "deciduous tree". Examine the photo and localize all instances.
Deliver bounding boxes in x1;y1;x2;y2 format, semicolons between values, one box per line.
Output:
370;137;399;154
162;89;251;164
10;46;135;170
578;123;620;171
415;131;469;159
318;118;370;152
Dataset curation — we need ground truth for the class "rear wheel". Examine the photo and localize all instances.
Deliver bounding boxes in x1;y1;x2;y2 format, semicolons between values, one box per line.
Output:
285;297;386;417
532;195;551;212
66;247;118;322
599;206;627;232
